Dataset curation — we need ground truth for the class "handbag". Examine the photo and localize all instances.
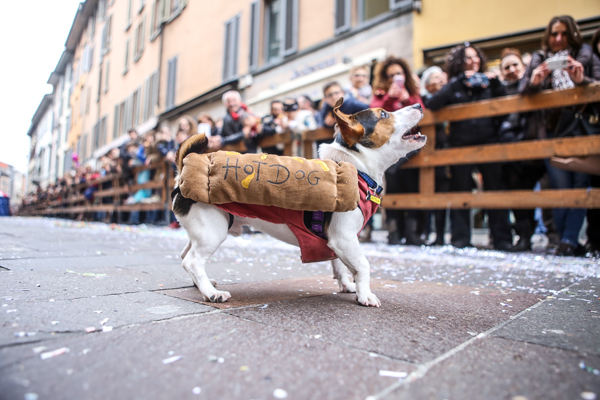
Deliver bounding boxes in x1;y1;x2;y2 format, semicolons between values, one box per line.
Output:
553;103;600;137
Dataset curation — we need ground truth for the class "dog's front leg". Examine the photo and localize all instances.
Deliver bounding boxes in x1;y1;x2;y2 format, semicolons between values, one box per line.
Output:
327;210;380;307
331;259;356;293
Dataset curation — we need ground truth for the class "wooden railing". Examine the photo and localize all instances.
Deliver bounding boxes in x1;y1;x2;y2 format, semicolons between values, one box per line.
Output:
19;84;600;219
300;83;600;210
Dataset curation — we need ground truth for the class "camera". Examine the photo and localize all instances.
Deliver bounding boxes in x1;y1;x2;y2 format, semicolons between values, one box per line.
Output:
393;74;405;89
283;102;298;112
465;72;489;88
546;56;568;71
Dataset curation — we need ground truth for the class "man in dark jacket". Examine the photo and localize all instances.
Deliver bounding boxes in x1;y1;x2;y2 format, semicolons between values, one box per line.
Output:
209;90;263;153
317;82;369;129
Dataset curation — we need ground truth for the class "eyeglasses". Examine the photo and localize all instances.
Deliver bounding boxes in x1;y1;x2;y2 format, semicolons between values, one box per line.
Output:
387;72;404;79
325;91;342;98
353;73;368;78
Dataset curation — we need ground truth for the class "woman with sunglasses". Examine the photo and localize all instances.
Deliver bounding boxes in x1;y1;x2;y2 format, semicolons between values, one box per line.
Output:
519;15;600;256
371;56;425;246
426;44;513;251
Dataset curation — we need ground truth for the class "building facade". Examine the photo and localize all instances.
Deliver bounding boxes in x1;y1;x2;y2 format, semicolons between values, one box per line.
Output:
26;0;600;195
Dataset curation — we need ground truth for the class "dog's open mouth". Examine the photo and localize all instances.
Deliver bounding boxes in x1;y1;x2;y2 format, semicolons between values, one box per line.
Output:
402;125;424;141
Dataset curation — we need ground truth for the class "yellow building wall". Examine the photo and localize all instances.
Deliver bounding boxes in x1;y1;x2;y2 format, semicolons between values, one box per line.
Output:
413;0;600;68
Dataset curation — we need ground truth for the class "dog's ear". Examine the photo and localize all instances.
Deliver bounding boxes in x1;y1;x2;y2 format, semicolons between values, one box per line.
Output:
333;98;364;147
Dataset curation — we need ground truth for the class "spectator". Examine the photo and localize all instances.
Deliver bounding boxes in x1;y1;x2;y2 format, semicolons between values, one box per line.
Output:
587;27;600;257
119;128;140;155
157;124;176;163
520;16;600;255
284;98;317;135
261;100;287;155
427;43;513;250
209;90;263;153
498;48;547;251
177;115;198;137
345;65;372;104
197;113;220;137
317;81;369;130
297;95;317;115
421;65;450;245
371;56;425;246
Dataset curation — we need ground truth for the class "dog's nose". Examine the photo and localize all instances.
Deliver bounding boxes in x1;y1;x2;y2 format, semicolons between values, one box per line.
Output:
411;104;422;111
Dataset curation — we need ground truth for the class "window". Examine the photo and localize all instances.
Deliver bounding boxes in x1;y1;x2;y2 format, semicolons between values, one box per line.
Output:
390;0;412;11
223;15;240;81
139;0;145;13
97;65;102;102
88;15;96;38
104;61;110;93
249;1;260;71
264;0;297;63
132;88;141;127
99;116;107;147
86;87;91;114
358;0;389;23
124;38;130;74
113;104;120;137
335;0;351;35
101;15;113;55
126;0;133;30
134;16;146;61
143;71;159;121
98;0;107;20
166;56;178;110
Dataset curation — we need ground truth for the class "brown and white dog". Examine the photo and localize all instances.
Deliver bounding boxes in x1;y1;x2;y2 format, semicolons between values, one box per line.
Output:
172;99;426;307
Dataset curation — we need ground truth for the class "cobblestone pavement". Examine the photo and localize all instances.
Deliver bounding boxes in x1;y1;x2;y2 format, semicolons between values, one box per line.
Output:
1;217;599;400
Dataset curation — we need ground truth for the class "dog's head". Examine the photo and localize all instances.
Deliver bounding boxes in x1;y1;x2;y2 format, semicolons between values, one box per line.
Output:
331;98;426;162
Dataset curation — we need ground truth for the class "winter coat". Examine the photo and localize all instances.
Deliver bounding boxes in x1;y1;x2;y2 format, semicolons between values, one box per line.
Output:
426;73;507;147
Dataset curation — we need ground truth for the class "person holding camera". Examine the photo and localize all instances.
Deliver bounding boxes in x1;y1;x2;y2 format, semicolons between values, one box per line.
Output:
519;16;600;256
371;56;425;246
426;44;513;251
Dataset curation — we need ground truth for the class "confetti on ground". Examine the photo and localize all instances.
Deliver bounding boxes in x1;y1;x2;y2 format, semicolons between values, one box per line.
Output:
162;355;182;364
581;392;597;400
379;370;408;378
102;326;113;332
40;347;70;360
85;327;96;333
273;388;288;399
192;387;201;395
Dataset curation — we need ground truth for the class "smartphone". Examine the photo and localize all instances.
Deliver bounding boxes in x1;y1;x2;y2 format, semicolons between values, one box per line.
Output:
393;74;405;89
546;56;568;71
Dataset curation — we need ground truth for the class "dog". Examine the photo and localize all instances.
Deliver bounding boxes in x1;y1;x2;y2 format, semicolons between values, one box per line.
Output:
172;99;425;307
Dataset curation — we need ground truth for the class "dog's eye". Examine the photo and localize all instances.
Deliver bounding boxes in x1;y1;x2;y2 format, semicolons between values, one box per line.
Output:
380;110;389;119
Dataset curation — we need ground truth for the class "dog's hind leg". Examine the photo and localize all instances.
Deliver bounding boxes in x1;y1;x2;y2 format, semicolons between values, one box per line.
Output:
327;210;380;307
180;205;231;303
331;259;356;293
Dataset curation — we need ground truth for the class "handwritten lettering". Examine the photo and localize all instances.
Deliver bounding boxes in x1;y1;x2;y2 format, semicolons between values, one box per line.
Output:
267;164;290;185
222;158;240;180
307;171;321;186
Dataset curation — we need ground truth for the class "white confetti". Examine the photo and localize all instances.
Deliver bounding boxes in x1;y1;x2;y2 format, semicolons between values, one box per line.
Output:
192;387;201;395
102;326;113;332
162;355;182;364
379;370;408;378
40;347;70;360
273;388;288;399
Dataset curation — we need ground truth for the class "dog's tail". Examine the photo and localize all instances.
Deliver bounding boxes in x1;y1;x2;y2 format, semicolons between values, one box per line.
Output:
175;133;208;174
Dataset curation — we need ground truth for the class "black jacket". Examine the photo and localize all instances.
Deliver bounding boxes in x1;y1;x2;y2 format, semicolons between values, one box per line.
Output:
426;72;507;147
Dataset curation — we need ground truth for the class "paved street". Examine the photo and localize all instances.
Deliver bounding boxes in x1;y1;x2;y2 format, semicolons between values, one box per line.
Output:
1;216;599;400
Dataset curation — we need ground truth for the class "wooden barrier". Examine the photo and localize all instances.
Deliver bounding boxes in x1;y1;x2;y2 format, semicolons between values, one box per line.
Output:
300;83;600;209
19;131;295;220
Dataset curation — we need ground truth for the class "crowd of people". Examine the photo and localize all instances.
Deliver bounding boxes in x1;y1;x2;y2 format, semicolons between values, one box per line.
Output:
22;15;600;256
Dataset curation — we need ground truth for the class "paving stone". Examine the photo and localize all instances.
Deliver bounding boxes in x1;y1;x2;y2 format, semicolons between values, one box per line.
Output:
226;281;542;363
0;291;212;347
493;278;600;355
0;313;415;400
160;275;341;309
385;337;600;400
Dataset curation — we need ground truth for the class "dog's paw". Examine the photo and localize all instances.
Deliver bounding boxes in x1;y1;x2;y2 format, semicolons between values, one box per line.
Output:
357;293;381;307
207;290;231;303
210;279;218;287
339;282;356;293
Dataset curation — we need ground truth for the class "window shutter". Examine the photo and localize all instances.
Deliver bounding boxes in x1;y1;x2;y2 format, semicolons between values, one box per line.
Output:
249;1;260;71
143;77;150;121
152;71;159;116
390;0;412;11
283;0;298;56
335;0;350;35
223;20;231;80
113;104;120;137
166;58;177;110
233;16;239;76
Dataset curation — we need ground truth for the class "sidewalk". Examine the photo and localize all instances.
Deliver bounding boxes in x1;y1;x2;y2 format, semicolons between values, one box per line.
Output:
1;217;599;400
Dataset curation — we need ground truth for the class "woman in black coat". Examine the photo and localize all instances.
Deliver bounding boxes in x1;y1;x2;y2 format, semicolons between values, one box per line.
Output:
426;44;513;250
519;15;600;256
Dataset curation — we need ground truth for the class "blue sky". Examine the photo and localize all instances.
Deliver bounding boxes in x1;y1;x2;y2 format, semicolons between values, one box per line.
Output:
0;1;82;173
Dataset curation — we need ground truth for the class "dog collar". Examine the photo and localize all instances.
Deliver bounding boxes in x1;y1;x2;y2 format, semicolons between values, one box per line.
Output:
357;171;383;195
